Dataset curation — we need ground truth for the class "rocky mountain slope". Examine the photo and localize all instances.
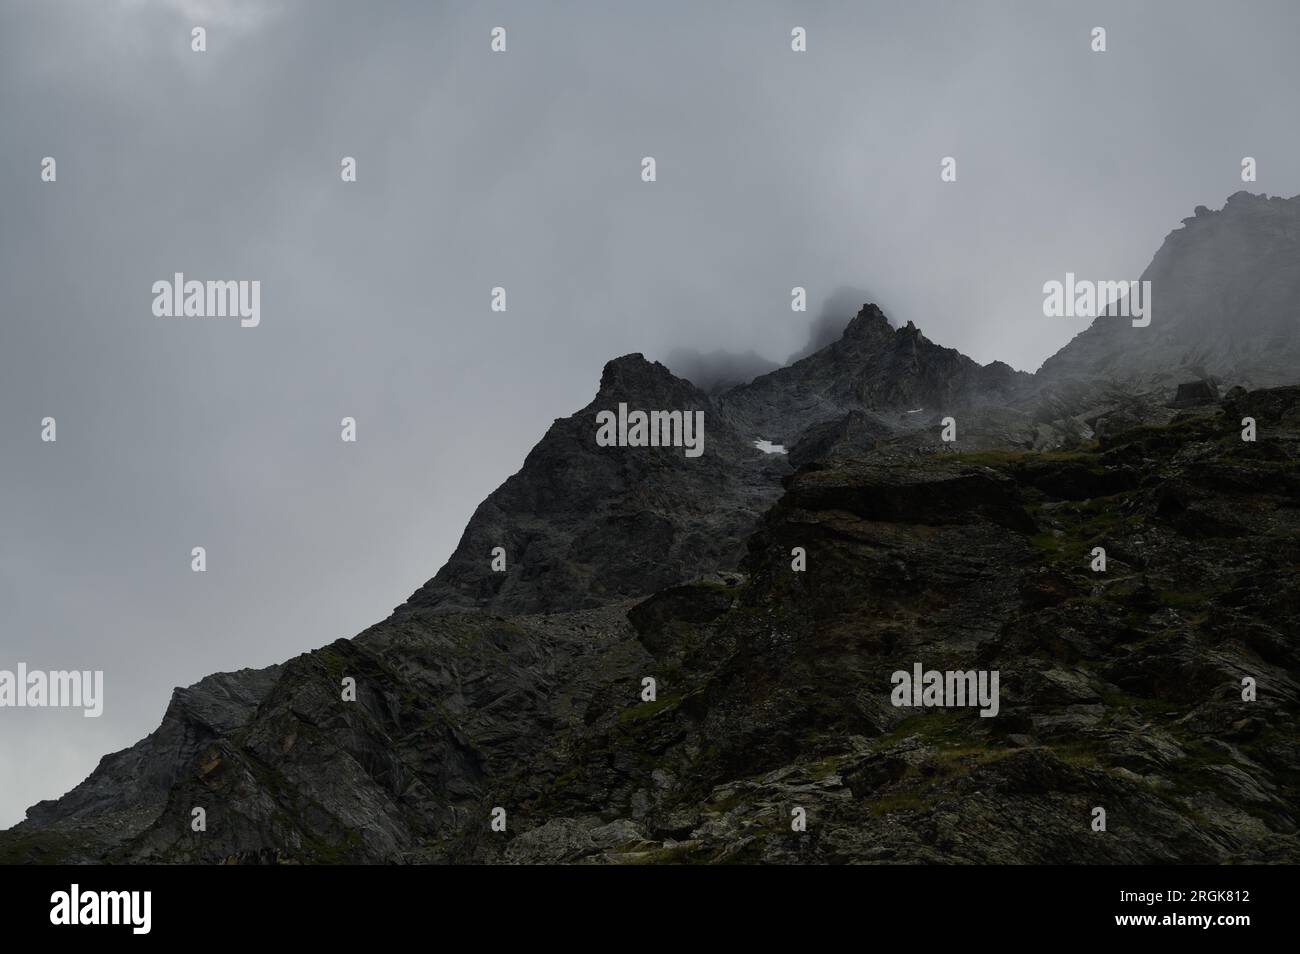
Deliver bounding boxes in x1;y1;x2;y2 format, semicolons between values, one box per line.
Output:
1;666;282;863
6;383;1295;864
3;193;1297;864
1037;191;1300;392
716;304;1031;443
405;353;790;616
412;303;1036;617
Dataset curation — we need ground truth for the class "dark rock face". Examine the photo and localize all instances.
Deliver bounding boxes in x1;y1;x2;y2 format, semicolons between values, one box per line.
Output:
476;388;1299;864
2;666;281;863
786;410;895;468
4;195;1298;865
117;606;651;864
405;354;790;616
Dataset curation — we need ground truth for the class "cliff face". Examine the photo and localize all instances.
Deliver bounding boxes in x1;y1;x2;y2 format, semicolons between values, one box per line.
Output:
4;194;1298;865
1038;192;1300;391
2;666;282;863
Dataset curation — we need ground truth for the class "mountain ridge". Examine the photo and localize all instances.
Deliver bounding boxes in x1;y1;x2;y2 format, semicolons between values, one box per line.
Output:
5;192;1298;864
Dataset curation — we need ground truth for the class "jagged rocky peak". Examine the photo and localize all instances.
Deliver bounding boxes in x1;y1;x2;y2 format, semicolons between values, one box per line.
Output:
1037;192;1300;391
597;352;692;397
719;302;1033;443
407;302;1055;616
400;303;1046;619
837;301;895;340
400;352;787;617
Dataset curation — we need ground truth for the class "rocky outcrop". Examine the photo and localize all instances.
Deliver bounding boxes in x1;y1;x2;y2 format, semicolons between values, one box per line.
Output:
405;354;790;616
786;410;895;468
719;305;1032;444
1037;192;1300;392
1;666;280;863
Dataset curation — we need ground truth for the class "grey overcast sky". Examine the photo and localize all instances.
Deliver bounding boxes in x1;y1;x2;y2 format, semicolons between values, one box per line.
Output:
2;0;1299;827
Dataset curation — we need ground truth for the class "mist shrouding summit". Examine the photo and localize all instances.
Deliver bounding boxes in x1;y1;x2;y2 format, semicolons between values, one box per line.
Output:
661;287;877;392
659;346;780;395
785;287;881;363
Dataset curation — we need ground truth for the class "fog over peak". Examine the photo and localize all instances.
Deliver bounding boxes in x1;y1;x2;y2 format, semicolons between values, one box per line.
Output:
660;286;876;392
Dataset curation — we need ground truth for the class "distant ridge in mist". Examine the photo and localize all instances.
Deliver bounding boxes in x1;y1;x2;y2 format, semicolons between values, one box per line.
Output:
662;286;878;393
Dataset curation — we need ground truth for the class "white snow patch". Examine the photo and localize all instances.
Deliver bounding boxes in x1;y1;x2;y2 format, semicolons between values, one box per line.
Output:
753;438;788;455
